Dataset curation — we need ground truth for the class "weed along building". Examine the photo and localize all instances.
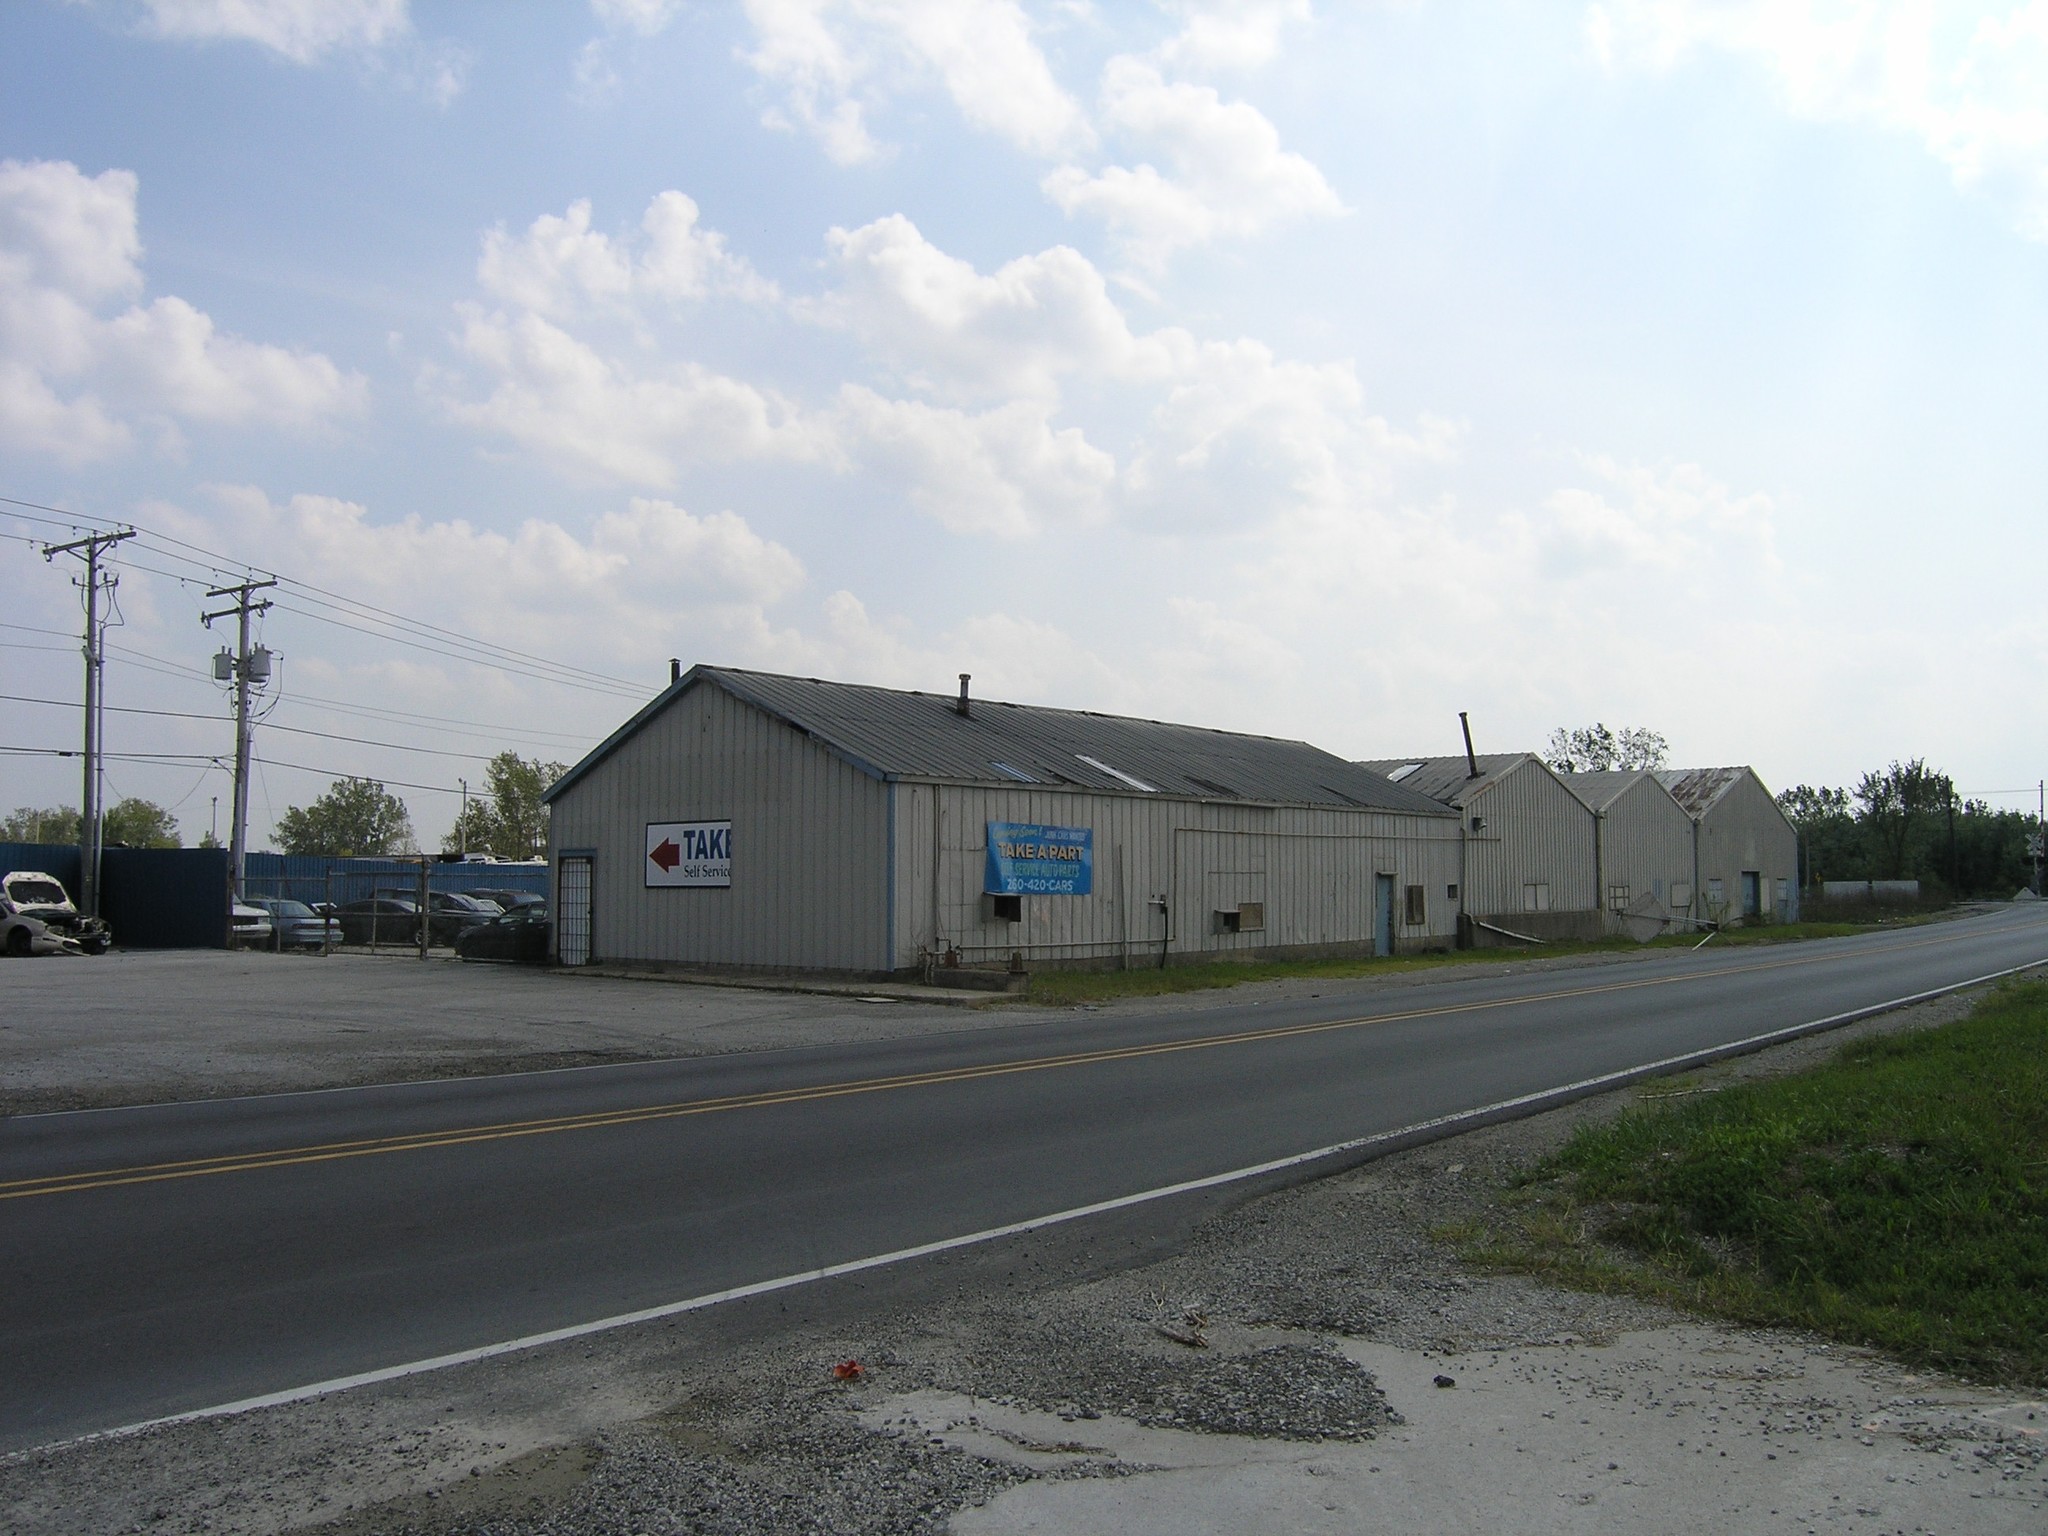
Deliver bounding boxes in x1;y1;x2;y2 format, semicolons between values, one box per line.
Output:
542;666;1463;976
1560;770;1699;936
1656;766;1802;924
1356;752;1600;943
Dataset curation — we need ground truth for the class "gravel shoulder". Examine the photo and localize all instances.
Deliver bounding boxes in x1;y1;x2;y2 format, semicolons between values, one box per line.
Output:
6;987;2043;1534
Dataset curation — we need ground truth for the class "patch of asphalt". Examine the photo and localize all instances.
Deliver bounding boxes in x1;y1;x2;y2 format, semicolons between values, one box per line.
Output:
10;986;2045;1535
0;923;1928;1117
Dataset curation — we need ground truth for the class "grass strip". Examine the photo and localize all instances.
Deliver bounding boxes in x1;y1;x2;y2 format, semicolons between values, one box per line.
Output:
1462;980;2048;1386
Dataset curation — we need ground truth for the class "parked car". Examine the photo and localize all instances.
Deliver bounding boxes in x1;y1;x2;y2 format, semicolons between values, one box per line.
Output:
335;897;422;946
422;890;499;944
247;896;338;952
1;870;111;956
464;887;546;912
230;902;274;948
454;901;550;964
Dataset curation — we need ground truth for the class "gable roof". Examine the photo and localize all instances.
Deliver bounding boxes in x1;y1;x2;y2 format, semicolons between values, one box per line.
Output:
1655;766;1754;817
1354;753;1536;808
546;666;1455;816
1561;769;1680;814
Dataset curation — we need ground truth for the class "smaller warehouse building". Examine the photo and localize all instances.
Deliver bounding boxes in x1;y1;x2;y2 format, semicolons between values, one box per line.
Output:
543;666;1464;976
1655;767;1801;924
1357;753;1599;943
1560;770;1698;936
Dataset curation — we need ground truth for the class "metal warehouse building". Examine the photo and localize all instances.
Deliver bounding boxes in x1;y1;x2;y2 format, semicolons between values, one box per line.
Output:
1561;770;1698;937
1656;767;1801;924
543;666;1464;975
1357;753;1600;943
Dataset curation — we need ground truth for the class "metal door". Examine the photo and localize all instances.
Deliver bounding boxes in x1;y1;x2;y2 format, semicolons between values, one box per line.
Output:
1741;870;1761;919
1374;873;1395;956
558;856;592;966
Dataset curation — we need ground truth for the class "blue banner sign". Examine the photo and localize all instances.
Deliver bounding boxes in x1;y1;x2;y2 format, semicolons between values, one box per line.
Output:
985;822;1093;896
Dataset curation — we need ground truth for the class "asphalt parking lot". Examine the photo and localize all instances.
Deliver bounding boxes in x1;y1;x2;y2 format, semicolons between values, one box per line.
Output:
0;949;1045;1116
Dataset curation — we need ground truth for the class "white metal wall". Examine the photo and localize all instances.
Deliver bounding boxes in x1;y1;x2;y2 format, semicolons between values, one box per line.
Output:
1461;762;1599;918
548;683;889;970
1596;776;1697;921
891;784;1462;967
1696;771;1800;922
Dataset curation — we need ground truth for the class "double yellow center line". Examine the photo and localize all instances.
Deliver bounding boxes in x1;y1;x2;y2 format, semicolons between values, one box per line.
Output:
0;927;2016;1203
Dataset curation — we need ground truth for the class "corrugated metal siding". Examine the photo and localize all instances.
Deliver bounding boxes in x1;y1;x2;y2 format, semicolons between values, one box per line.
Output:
893;788;1461;967
1697;772;1799;921
1461;761;1598;918
1595;777;1696;919
547;683;887;969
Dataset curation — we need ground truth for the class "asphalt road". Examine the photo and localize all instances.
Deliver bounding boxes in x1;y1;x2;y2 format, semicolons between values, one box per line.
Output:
6;907;2047;1452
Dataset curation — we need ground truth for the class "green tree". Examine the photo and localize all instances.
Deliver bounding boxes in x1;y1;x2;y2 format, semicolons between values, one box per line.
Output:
103;797;181;848
1543;723;1669;773
1854;759;1947;881
1;805;80;844
1777;783;1859;886
275;777;415;857
440;752;566;860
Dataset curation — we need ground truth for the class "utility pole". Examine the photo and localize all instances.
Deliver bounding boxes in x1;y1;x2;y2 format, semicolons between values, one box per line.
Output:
202;578;277;900
459;778;469;857
42;526;135;916
2037;780;2044;898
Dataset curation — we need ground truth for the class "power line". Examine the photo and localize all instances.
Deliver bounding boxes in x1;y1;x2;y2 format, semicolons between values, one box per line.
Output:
6;492;653;698
0;692;513;761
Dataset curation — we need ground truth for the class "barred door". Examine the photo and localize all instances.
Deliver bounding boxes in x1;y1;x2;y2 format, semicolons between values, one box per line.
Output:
558;856;592;966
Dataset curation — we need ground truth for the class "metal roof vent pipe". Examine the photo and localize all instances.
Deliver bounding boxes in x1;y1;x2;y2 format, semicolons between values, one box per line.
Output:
956;673;972;718
670;658;682;685
1460;710;1481;778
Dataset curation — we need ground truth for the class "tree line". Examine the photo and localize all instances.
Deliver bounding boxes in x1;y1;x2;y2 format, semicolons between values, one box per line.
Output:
1777;760;2041;899
3;752;565;861
271;752;566;859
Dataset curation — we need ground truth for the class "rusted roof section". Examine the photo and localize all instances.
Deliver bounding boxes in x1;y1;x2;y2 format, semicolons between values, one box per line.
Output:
1654;766;1753;817
548;665;1455;816
1355;754;1534;808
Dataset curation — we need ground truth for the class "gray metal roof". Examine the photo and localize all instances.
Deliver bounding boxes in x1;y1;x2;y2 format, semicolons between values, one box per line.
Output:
547;666;1456;816
1355;753;1534;808
1560;769;1672;813
1654;766;1754;817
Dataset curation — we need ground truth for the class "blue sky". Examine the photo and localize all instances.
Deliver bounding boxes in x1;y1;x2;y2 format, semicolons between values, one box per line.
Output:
3;0;2044;846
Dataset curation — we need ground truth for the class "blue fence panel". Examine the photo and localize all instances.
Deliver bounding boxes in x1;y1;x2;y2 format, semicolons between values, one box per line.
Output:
241;854;549;908
0;842;83;898
102;848;232;948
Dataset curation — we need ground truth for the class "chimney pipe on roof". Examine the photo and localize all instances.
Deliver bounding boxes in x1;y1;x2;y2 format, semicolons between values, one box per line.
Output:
1459;711;1480;779
956;673;972;718
670;658;681;686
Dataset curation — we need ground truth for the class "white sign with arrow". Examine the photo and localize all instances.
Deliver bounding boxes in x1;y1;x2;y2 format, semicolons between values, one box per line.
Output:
646;820;732;888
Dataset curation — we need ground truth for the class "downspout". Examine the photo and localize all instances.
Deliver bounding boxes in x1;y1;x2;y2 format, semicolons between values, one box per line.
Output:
885;780;897;974
1594;805;1606;935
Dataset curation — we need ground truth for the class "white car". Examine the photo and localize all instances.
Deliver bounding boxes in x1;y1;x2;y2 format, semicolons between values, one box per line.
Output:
230;902;275;948
1;871;112;956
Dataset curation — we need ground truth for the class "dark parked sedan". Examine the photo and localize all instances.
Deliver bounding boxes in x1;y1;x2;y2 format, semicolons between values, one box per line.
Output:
454;902;550;964
464;887;546;912
335;897;421;946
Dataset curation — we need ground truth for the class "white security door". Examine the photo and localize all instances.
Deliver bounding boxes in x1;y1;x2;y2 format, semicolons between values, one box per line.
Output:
558;856;592;966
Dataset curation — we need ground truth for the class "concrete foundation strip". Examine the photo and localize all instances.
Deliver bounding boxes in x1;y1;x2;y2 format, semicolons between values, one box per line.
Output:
18;954;2047;1461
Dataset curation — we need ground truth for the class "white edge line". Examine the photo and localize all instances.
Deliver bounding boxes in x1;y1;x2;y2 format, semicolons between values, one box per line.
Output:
18;956;2046;1462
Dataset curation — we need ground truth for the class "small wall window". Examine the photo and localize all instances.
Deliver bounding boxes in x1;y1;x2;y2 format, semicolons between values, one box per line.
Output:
1523;881;1552;912
1404;884;1426;925
1669;881;1691;910
1706;878;1725;906
1607;883;1630;913
1215;903;1265;934
1447;883;1459;901
985;893;1022;923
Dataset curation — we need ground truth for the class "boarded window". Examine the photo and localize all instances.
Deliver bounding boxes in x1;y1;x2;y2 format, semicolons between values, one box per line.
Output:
1215;905;1265;934
1608;883;1630;912
1523;882;1552;912
1447;883;1459;901
1707;878;1725;907
1669;881;1691;910
1404;884;1426;925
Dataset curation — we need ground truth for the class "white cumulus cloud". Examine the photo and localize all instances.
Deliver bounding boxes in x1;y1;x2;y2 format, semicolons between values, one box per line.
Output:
740;0;1090;164
1589;0;2048;241
0;158;365;465
125;0;410;62
1044;56;1343;271
477;194;777;318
